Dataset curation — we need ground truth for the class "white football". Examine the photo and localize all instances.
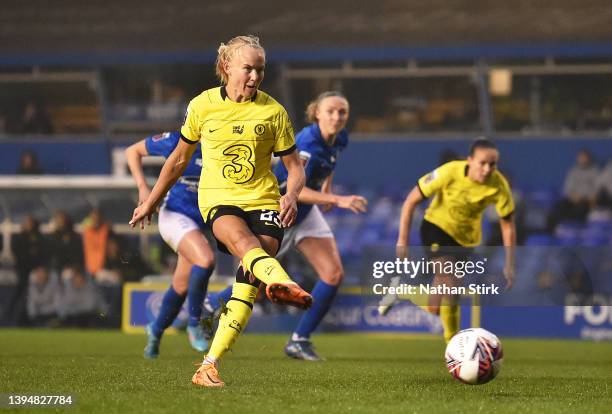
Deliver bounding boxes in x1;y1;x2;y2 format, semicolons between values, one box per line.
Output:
445;328;503;385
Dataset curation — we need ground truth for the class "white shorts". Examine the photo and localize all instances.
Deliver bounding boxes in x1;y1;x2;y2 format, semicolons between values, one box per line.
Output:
158;207;208;252
277;205;334;257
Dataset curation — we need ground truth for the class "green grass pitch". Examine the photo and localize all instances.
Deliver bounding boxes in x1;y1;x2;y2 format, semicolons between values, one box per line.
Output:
1;329;610;413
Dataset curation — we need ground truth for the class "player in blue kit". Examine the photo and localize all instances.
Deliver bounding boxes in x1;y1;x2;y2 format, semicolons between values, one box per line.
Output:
125;131;216;358
205;91;367;360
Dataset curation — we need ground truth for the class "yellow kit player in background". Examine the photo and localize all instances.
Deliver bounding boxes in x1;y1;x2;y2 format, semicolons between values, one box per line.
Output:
130;35;310;387
382;138;516;343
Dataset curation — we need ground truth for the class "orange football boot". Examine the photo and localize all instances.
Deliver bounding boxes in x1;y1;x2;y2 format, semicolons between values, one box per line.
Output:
266;283;313;309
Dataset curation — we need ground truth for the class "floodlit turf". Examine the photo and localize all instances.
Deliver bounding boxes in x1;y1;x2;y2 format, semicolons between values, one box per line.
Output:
1;330;610;413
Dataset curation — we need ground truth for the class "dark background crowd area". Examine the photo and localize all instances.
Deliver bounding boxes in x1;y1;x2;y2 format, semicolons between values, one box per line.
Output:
2;145;612;329
0;209;156;328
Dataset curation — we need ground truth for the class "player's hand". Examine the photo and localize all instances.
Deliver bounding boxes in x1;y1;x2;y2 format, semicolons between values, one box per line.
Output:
396;244;409;260
279;193;298;227
129;200;155;230
503;264;515;291
137;185;152;206
337;195;368;213
137;186;160;214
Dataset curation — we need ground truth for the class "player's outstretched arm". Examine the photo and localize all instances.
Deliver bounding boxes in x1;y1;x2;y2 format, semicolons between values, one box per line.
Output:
499;214;517;290
279;151;305;227
125;139;151;205
298;187;367;214
130;139;196;229
396;186;424;258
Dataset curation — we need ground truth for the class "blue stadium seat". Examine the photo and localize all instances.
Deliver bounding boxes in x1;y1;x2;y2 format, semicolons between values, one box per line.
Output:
580;227;608;246
524;233;558;246
523;188;559;231
555;221;582;246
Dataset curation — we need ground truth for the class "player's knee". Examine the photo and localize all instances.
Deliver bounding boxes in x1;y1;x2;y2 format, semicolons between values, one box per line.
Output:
230;233;259;257
321;265;344;286
172;279;188;295
193;251;215;269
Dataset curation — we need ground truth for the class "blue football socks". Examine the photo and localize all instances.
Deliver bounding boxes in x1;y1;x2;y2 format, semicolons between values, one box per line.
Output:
187;265;214;327
152;287;186;338
207;285;233;312
294;280;338;339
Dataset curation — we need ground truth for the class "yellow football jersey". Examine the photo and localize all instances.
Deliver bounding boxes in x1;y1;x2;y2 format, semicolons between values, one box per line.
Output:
417;160;515;247
180;87;296;221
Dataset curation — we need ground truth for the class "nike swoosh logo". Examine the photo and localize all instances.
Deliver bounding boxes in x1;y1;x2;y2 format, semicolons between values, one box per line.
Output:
206;372;220;384
209;128;221;133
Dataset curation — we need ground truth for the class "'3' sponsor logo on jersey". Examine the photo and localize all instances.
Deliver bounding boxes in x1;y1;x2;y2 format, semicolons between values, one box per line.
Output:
222;144;255;184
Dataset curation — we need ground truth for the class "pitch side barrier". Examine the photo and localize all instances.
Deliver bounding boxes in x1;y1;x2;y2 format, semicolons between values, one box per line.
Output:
122;244;612;340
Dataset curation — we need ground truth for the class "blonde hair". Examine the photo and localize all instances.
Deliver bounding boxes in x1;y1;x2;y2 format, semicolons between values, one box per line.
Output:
215;35;265;85
305;91;348;123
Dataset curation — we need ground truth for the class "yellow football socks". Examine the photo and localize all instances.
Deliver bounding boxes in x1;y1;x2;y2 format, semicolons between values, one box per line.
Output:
440;304;460;344
242;247;292;285
207;283;258;360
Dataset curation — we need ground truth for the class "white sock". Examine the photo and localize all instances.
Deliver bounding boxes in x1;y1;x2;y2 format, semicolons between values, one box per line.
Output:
291;333;309;342
203;355;217;365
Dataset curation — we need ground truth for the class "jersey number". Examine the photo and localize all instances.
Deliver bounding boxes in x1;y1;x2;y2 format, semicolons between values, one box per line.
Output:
260;210;281;227
222;144;255;184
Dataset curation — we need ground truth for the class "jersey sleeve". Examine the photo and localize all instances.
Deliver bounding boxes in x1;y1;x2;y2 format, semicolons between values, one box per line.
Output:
300;150;317;181
417;162;454;198
144;132;180;158
273;108;296;156
495;174;515;218
180;99;201;144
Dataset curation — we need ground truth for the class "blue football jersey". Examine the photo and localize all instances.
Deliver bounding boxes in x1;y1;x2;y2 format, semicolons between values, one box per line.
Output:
144;131;205;226
274;123;348;224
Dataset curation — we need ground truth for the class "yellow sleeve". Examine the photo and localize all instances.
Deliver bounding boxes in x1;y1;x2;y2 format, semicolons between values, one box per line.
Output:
417;162;454;198
495;174;515;218
273;108;296;156
180;99;201;143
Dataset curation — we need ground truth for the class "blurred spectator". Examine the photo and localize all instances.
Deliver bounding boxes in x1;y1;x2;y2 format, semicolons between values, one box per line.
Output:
50;211;84;275
27;267;60;327
16;149;43;175
95;237;122;286
98;237;151;284
4;216;48;325
20;100;53;134
594;159;612;211
58;265;107;327
547;149;599;231
82;209;111;277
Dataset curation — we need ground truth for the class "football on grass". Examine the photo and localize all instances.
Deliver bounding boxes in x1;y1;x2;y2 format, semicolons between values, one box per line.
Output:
445;328;503;385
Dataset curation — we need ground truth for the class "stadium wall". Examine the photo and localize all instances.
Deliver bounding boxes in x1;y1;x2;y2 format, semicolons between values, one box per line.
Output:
3;42;612;66
333;137;612;191
2;137;611;190
1;140;111;175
